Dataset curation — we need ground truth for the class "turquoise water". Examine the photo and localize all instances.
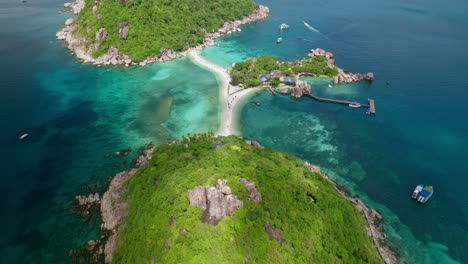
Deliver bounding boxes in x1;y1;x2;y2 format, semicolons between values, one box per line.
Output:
1;0;468;263
0;1;220;262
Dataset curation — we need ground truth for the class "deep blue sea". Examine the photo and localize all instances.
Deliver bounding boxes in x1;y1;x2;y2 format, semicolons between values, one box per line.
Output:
1;0;467;263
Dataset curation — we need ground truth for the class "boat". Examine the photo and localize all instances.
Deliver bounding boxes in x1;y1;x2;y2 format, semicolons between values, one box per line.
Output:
348;102;361;108
411;184;433;203
19;134;28;140
303;21;320;33
366;109;372;115
328;84;332;88
279;24;289;30
276;37;282;43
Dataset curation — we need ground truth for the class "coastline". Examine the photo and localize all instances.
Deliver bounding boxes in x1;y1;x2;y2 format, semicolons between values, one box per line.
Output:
188;51;265;136
56;1;269;67
304;162;398;264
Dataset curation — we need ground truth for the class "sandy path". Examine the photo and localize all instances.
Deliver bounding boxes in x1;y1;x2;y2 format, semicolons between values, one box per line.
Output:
188;51;263;135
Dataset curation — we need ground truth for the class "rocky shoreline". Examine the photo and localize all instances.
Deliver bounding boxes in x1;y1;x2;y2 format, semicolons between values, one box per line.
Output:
70;144;154;263
304;162;398;264
307;48;374;84
56;1;269;67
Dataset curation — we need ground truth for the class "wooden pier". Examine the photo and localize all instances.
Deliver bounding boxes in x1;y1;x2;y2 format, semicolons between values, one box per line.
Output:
304;94;376;114
368;99;376;114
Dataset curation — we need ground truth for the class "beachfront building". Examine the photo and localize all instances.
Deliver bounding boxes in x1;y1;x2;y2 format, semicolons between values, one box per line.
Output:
283;77;297;86
258;74;272;83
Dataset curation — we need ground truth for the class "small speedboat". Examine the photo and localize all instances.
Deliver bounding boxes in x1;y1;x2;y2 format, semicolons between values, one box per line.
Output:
412;184;433;203
328;84;332;88
349;102;361;108
20;134;28;140
276;37;283;43
279;24;289;30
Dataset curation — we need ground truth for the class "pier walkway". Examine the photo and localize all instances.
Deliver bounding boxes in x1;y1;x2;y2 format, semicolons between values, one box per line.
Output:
303;93;376;114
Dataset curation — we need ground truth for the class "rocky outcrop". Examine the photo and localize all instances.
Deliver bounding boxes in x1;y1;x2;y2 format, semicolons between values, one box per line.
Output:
308;48;374;84
304;162;321;173
118;22;129;40
100;169;137;263
239;178;262;203
303;162;397;264
245;140;263;148
263;224;284;244
64;0;84;14
332;71;374;84
95;28;109;41
74;193;100;215
188;179;243;225
57;1;269;66
290;80;311;98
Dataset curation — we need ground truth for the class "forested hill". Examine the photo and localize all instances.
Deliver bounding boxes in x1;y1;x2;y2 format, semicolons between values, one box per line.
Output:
110;134;383;263
74;0;257;61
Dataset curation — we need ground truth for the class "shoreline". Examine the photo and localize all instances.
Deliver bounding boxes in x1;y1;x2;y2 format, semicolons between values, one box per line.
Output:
188;51;265;136
304;162;398;264
56;1;269;67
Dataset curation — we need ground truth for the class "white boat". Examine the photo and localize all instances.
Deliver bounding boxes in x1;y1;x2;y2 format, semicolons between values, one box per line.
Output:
20;134;28;140
279;24;289;30
349;103;361;108
276;37;282;43
328;84;332;88
303;21;320;33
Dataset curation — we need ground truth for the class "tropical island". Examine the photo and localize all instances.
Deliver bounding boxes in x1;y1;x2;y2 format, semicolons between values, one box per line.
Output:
230;48;374;92
72;134;396;263
56;0;269;66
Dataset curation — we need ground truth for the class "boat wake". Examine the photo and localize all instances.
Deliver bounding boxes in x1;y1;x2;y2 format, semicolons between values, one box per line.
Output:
303;21;320;33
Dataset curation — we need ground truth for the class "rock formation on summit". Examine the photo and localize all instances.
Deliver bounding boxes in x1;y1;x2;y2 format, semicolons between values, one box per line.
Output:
187;179;243;225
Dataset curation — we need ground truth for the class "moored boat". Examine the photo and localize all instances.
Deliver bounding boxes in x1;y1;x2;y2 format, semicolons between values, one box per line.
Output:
411;184;433;203
20;133;28;140
349;102;361;108
276;37;282;43
412;184;423;199
279;23;289;30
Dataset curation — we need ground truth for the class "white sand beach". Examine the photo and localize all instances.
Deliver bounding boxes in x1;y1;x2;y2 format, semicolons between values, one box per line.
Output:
188;51;263;135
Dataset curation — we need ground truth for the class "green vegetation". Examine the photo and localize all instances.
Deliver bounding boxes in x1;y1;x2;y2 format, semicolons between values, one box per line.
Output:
75;0;257;61
112;134;382;263
230;55;338;87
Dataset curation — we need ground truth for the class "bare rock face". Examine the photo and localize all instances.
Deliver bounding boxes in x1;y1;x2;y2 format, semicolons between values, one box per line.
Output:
159;48;176;61
291;80;311;98
304;162;321;173
74;193;100;216
119;22;129;40
64;0;85;15
92;5;97;14
100;169;137;263
239;178;262;203
95;28;109;41
263;224;284;244
187;179;243;225
245;140;263;148
65;18;74;26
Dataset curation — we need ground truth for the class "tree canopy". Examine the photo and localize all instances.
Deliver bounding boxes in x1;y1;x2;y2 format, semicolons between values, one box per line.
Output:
75;0;257;61
111;134;382;264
